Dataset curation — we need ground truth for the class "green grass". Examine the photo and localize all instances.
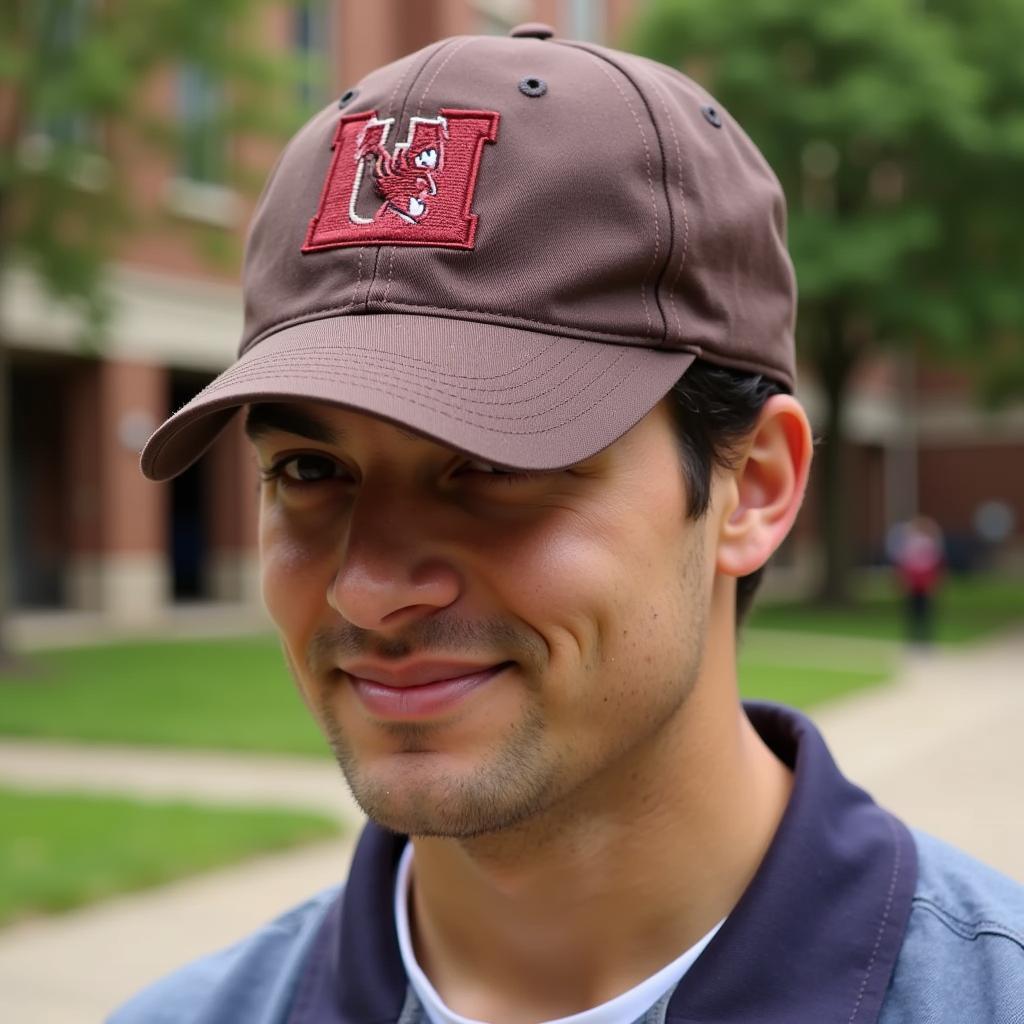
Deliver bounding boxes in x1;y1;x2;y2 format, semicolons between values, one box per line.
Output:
748;574;1024;645
0;636;328;756
0;626;899;754
10;575;1019;752
0;787;340;925
739;642;892;710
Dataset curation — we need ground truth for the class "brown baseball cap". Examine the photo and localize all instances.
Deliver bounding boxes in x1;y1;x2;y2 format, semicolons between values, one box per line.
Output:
140;24;795;481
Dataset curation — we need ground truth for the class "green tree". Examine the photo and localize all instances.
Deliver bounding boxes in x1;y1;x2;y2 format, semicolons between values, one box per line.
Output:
0;1;306;665
630;0;1024;603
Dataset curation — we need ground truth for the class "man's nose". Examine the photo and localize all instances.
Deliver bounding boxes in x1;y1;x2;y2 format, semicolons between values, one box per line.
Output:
326;487;462;631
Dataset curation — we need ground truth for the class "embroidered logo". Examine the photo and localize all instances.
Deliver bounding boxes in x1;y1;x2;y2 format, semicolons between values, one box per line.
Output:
303;108;500;252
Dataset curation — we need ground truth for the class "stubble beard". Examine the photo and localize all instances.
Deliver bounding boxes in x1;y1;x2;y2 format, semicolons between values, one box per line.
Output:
316;621;705;842
319;696;564;838
298;533;708;841
300;616;562;839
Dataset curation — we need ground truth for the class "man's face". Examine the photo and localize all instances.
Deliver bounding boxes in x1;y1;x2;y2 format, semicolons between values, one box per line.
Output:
251;399;717;838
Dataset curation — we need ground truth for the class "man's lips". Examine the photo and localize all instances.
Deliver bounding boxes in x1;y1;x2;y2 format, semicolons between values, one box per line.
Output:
342;659;508;688
343;661;512;720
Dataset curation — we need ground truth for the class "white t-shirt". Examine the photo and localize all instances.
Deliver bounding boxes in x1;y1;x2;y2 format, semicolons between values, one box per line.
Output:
394;843;724;1024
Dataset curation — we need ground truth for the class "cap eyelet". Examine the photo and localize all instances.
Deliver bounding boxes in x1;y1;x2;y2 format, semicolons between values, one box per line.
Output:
519;77;548;98
338;88;359;109
701;104;723;128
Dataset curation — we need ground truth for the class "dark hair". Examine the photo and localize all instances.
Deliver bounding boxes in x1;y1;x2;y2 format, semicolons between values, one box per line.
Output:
666;362;785;624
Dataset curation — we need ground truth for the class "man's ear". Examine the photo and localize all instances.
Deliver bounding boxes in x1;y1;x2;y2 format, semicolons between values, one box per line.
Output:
715;395;813;578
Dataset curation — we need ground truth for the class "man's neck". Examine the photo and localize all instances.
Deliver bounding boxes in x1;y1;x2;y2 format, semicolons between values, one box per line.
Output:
406;660;793;1023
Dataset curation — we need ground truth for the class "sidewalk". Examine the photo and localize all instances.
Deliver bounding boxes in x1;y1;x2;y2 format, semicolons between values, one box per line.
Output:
813;628;1024;882
0;748;366;1024
8;603;272;650
0;629;1021;1022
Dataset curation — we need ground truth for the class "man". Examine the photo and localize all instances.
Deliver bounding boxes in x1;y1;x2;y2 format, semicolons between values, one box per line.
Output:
112;25;1023;1024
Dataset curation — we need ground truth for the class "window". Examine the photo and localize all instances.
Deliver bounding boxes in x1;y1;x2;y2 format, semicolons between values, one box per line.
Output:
178;63;225;185
35;0;90;142
167;61;238;227
295;0;331;111
21;0;105;183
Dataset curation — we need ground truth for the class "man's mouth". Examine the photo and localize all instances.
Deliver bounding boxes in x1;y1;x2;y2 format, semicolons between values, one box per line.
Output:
343;661;513;720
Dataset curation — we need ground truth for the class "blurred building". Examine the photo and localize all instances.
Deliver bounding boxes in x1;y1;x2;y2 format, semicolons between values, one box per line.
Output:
3;0;1021;626
788;359;1024;587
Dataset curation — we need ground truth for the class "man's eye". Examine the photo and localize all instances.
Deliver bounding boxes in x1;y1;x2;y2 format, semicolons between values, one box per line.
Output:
262;454;344;484
463;458;509;474
458;459;535;483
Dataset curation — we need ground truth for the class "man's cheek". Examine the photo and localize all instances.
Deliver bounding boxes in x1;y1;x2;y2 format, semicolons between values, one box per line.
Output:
504;530;627;667
260;534;328;633
278;641;319;716
261;544;332;718
493;509;621;596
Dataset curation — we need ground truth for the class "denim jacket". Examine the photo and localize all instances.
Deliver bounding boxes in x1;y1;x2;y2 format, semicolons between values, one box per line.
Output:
109;705;1024;1024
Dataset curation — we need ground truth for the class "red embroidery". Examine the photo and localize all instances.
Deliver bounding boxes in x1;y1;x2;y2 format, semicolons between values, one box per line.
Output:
303;108;500;251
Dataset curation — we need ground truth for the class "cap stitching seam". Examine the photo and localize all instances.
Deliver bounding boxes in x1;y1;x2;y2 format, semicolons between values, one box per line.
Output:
581;58;658;338
208;348;623;415
847;813;901;1023
373;40;420;311
382;37;476;310
181;356;639;431
240;303;679;352
646;73;688;341
218;349;583;394
233;337;563;382
214;343;588;394
417;37;474;117
350;45;417;311
386;50;417;113
352;249;365;312
198;368;603;423
561;42;676;341
242;297;360;356
383;246;397;312
366;40;454;307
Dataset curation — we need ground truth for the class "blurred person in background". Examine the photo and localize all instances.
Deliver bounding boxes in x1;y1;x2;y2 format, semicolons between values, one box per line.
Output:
889;516;945;646
109;25;1024;1024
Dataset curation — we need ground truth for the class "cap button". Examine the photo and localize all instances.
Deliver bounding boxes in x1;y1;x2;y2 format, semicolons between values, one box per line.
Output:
509;22;554;40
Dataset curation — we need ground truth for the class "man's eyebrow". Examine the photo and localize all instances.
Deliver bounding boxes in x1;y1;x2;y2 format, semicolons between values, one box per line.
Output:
243;404;340;445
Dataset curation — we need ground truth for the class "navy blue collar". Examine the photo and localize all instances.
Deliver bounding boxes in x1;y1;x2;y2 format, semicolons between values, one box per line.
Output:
287;703;917;1024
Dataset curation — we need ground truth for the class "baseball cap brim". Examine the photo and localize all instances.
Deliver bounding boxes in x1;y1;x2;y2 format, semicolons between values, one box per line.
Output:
140;313;698;481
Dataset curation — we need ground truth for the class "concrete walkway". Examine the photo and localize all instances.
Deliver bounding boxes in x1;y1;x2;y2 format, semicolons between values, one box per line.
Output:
0;742;360;824
0;629;1021;1022
814;629;1024;881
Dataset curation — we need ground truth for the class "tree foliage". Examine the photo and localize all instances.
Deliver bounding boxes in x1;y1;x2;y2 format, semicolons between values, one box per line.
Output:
0;0;307;661
629;0;1024;599
1;0;304;330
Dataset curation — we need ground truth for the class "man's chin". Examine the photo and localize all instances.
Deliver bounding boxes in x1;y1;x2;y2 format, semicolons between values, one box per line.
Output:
336;751;557;839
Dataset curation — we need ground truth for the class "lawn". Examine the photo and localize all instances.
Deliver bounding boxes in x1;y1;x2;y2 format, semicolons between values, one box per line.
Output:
0;787;340;925
0;630;899;754
748;573;1024;645
0;635;328;756
738;632;893;709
